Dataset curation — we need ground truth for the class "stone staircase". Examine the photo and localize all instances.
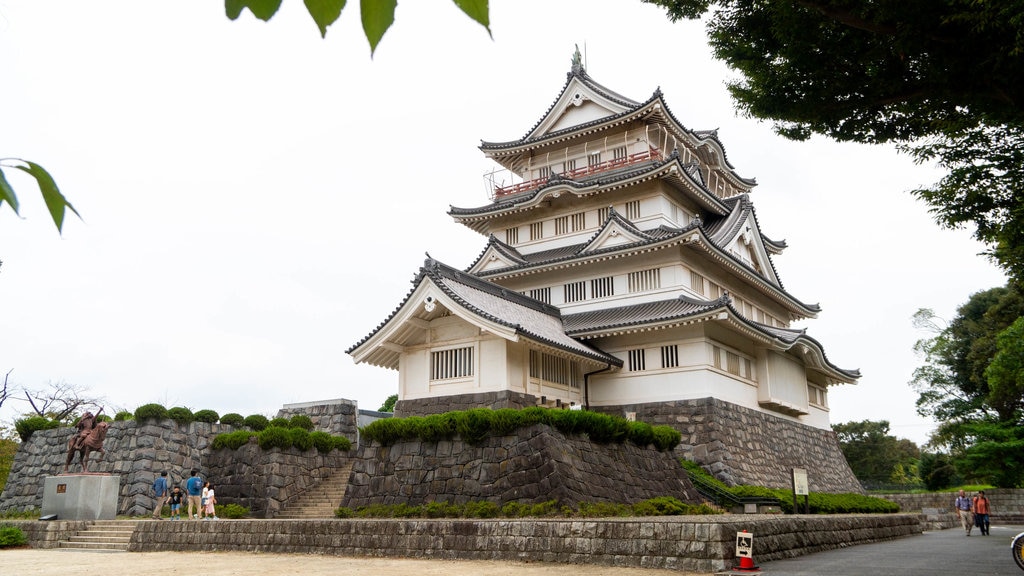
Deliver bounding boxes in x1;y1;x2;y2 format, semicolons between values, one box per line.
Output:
59;520;140;551
275;462;353;519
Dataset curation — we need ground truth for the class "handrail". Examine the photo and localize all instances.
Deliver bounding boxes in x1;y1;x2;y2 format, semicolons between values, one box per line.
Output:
685;468;783;510
492;147;665;199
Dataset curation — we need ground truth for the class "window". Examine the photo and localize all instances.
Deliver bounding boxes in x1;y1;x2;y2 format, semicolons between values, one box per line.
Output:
597;207;611;223
563;281;586;303
529;287;551;304
555;215;569;235
612;146;628;161
532;222;545;240
571;211;585;231
590;276;614;299
625;200;641;220
530;350;580;388
690;271;705;296
712;345;754;380
588;152;601;167
431;346;474;380
505;227;519;245
808;384;828;407
555;212;585;235
628;268;661;293
562;159;577;174
538;166;550;179
661;345;679;369
628;349;646;371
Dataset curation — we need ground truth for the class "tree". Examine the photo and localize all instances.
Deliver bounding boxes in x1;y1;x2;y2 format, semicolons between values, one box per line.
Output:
378;394;397;413
642;0;1024;277
0;159;79;233
832;420;920;486
19;380;106;424
912;281;1024;485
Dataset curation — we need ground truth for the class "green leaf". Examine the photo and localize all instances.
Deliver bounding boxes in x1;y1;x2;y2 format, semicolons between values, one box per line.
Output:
360;0;396;55
14;161;80;233
225;0;284;21
0;167;20;214
304;0;347;38
452;0;490;37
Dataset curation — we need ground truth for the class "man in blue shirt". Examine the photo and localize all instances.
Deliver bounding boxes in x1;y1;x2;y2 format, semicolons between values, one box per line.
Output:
185;470;204;520
151;471;169;519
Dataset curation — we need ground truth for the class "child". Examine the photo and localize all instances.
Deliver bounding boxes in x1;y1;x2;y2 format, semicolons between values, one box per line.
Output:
168;486;184;520
200;481;210;519
204;482;218;520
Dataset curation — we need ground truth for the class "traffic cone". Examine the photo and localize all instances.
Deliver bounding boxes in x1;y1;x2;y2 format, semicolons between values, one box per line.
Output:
737;555;759;571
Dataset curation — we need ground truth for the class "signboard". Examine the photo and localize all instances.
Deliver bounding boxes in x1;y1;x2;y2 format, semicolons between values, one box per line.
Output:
736;531;753;558
792;467;809;496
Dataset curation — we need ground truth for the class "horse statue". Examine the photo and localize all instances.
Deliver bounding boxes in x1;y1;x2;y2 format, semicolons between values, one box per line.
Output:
64;411;108;474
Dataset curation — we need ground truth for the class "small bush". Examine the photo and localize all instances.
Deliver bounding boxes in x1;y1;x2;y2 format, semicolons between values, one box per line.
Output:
220;413;245;427
95;414;113;423
287;428;313;451
463;501;500;518
289;414;314;431
113;411;134;422
217;503;250;519
269;417;291;429
0;525;27;547
244;414;270;431
258;426;291;450
331;435;352;452
14;416;60;442
194;410;220;424
167;407;195;425
211;430;256;450
310;431;335;453
134;403;169;422
632;496;689;516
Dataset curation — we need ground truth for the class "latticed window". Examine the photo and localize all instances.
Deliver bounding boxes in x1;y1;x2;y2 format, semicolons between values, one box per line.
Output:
628;268;661;293
529;350;580;388
597;206;611;223
555;215;570;235
562;159;577;174
431;346;474;380
661;345;679;369
625;200;641;220
505;227;519;245
529;287;551;304
538;166;550;179
590;276;614;299
690;271;705;295
530;222;544;241
808;385;828;407
628;349;646;371
588;152;601;167
612;146;628;161
564;281;586;303
712;345;754;380
571;211;585;231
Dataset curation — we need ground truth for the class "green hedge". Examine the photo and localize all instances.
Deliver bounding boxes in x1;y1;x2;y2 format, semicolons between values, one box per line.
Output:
167;407;194;425
211;426;351;453
13;416;60;442
359;407;681;451
220;413;245;427
194;409;220;424
335;496;721;519
134;403;169;421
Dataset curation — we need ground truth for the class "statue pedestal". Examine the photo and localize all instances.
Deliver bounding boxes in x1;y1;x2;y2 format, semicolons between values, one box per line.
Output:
42;475;120;520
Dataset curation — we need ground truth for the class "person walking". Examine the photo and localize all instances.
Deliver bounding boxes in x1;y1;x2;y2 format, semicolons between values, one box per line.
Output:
185;470;204;520
954;489;974;536
151;471;169;519
973;490;991;535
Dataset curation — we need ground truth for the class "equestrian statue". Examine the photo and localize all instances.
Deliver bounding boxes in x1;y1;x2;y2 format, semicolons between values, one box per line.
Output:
64;408;108;474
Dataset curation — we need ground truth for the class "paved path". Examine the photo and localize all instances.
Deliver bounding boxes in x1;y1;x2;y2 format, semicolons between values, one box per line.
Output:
759;524;1024;576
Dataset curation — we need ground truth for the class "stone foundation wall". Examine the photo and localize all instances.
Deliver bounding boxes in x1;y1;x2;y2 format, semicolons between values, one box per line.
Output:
882;489;1024;523
395;391;537;417
277;399;358;438
343;423;699;509
8;514;920;572
593;397;862;493
204;439;351;518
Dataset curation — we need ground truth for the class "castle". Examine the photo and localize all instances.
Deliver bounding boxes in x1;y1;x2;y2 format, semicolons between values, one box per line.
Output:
348;53;861;492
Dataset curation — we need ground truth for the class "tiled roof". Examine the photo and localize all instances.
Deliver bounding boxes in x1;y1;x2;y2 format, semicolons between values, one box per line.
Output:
564;294;725;335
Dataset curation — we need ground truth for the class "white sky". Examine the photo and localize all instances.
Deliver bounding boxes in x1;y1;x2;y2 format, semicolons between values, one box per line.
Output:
0;1;1006;445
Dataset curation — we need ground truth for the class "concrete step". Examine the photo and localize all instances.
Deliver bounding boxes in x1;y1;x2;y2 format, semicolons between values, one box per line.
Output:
58;520;140;552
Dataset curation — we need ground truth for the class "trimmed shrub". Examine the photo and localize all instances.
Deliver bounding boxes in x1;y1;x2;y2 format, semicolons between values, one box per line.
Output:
627;421;655;447
134;403;168;422
287;427;313;451
220;413;245;428
113;411;134;421
269;417;290;429
0;525;27;547
244;414;269;431
310;431;334;453
167;407;194;425
194;409;220;424
331;435;352;452
257;426;290;450
218;503;250;519
211;430;256;450
95;414;113;423
289;414;314;431
14;416;60;442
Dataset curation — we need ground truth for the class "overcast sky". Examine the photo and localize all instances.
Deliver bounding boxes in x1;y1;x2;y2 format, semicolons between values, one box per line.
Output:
0;1;1006;445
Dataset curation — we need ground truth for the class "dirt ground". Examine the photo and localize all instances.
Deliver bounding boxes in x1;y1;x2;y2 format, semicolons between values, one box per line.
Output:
1;549;700;576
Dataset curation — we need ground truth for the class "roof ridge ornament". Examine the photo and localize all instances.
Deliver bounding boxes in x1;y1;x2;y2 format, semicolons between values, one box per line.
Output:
571;44;584;76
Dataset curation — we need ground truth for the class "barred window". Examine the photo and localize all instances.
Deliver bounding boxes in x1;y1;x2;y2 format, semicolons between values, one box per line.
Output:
590;276;614;299
529;350;580;388
538;166;550;179
628;349;646;371
562;159;577;174
571;211;585;231
563;281;586;303
555;215;570;235
690;271;705;295
505;227;519;245
588;152;601;166
625;200;641;220
712;345;754;379
597;206;611;223
661;345;679;369
628;268;661;293
529;287;551;304
612;146;628;161
530;222;544;241
808;385;828;407
431;346;474;380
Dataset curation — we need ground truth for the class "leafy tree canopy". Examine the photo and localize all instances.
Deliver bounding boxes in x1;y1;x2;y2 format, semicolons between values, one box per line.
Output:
378;394;397;413
832;420;919;486
643;0;1024;278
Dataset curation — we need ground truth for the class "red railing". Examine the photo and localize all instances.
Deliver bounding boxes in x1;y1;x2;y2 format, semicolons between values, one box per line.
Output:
493;147;664;199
